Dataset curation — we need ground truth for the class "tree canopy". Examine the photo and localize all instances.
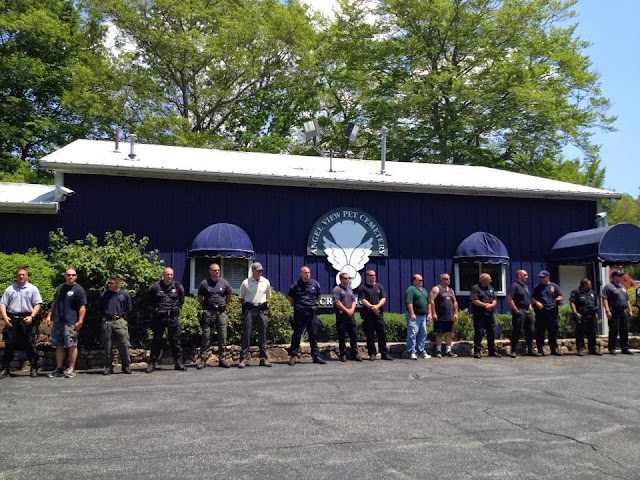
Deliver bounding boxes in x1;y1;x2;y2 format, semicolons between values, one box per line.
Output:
0;0;620;188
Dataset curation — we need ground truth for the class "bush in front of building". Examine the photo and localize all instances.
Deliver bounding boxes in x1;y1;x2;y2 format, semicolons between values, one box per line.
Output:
47;228;165;348
0;250;57;306
317;312;409;343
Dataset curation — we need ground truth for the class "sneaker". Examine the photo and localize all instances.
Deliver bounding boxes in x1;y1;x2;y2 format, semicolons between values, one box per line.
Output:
196;360;206;370
288;356;296;366
219;359;231;368
409;353;418;360
435;351;442;358
339;355;347;362
30;367;38;378
48;367;65;378
489;352;502;358
509;353;517;358
353;355;363;362
174;363;187;371
259;359;272;367
63;367;76;378
122;366;132;374
313;356;327;365
474;352;481;359
609;350;617;355
621;350;634;355
238;360;247;369
0;368;10;379
445;350;458;358
369;354;376;361
576;351;584;357
418;352;431;359
381;353;394;361
102;367;111;376
145;362;156;373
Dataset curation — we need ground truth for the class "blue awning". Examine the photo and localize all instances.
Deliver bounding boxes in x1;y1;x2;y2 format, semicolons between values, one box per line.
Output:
548;223;640;265
453;232;510;264
189;223;254;258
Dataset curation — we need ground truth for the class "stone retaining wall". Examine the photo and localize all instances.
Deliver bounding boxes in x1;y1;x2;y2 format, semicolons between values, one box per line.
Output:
2;336;638;371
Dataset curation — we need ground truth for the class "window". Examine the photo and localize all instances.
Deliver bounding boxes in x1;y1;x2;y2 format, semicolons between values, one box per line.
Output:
454;263;506;295
189;257;251;293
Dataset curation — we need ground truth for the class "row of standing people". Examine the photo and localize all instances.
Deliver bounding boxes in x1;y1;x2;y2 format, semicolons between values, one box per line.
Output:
0;264;635;378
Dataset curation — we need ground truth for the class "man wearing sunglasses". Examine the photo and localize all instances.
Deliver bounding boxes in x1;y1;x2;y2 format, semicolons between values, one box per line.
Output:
45;268;87;378
98;275;132;374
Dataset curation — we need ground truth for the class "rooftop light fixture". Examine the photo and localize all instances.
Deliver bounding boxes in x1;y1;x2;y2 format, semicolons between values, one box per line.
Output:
302;119;359;172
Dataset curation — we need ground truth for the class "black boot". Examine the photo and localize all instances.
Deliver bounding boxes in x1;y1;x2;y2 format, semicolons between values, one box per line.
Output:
145;362;156;373
0;368;10;379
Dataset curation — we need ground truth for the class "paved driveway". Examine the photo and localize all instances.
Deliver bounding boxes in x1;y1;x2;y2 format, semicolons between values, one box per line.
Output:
1;354;639;479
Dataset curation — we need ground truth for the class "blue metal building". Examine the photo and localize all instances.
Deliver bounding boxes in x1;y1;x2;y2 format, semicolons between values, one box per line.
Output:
0;139;624;313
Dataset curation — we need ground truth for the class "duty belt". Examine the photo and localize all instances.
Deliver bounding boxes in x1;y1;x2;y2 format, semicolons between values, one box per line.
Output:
8;312;31;317
205;305;226;312
104;315;125;321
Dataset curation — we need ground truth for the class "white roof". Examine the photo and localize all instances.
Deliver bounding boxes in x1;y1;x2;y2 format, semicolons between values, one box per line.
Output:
0;182;59;214
39;139;619;201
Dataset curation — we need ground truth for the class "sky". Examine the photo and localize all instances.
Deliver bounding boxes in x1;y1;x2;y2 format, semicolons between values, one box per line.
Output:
302;0;639;196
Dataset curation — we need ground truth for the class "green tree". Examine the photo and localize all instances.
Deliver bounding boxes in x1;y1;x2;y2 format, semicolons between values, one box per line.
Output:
0;250;57;305
47;229;165;346
303;0;613;187
609;193;640;226
0;0;120;182
89;0;317;151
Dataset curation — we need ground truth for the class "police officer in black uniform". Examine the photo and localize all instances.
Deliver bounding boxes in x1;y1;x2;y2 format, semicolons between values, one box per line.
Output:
470;273;500;358
532;270;564;356
197;263;232;369
358;269;393;361
287;266;326;366
98;275;133;374
602;270;634;355
146;267;186;372
507;269;535;357
569;278;601;356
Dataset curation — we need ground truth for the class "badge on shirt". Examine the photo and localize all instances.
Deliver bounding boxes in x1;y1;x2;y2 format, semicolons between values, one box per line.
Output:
67;291;75;297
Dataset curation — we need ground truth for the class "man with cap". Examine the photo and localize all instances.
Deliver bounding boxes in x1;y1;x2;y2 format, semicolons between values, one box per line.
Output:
333;272;361;362
570;278;601;356
602;270;634;355
98;275;133;374
507;269;535;357
287;266;325;366
146;267;186;373
532;270;564;356
238;262;272;368
0;267;43;379
470;273;500;358
197;263;232;369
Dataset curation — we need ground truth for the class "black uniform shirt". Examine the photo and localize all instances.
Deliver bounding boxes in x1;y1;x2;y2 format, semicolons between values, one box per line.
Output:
469;284;496;317
52;283;87;325
198;277;232;308
508;281;531;309
99;289;132;316
358;282;387;312
533;282;563;308
288;279;321;307
569;288;597;313
602;282;629;309
149;281;185;311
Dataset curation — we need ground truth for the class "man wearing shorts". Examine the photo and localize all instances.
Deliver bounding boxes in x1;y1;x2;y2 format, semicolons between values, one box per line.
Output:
45;268;87;378
429;273;458;358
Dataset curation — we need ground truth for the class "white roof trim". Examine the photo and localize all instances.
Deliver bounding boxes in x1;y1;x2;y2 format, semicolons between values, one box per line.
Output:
39;139;620;201
0;183;59;214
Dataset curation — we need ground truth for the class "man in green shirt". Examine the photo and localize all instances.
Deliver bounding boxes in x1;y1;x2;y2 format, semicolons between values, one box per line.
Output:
406;274;431;359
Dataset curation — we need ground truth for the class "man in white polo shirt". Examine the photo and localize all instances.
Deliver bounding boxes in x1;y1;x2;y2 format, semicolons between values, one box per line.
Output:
238;262;272;368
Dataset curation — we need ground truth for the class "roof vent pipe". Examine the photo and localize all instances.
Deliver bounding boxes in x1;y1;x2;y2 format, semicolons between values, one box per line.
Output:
380;127;387;175
114;127;120;152
128;134;137;159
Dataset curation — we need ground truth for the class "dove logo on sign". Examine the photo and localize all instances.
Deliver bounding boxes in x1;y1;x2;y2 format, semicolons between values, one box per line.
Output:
307;208;388;289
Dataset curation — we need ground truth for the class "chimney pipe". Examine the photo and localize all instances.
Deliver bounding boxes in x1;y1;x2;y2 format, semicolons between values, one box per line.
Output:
128;134;137;159
380;127;387;175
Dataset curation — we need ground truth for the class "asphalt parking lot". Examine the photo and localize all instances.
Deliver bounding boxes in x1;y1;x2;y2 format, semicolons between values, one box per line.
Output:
1;353;639;480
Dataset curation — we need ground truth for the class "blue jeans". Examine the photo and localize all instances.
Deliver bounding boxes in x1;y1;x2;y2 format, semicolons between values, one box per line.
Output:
406;313;427;354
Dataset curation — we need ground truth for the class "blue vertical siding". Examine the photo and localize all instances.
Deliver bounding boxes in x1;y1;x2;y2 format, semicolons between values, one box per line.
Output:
1;173;597;313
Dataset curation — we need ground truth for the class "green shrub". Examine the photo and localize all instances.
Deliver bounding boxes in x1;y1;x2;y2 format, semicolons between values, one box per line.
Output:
47;229;165;347
0;250;57;306
226;289;293;345
453;310;473;341
178;295;203;347
317;311;409;342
